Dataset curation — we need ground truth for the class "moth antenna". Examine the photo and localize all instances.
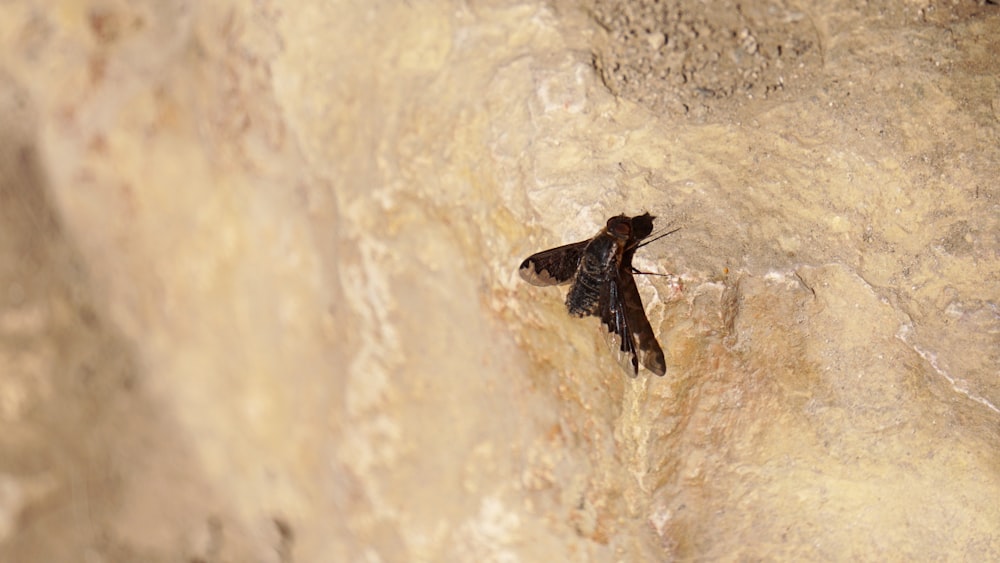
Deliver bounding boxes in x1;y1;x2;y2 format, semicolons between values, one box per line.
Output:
631;267;669;277
632;227;681;251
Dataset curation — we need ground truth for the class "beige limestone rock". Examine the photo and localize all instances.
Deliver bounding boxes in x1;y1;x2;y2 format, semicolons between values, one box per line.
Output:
0;0;997;560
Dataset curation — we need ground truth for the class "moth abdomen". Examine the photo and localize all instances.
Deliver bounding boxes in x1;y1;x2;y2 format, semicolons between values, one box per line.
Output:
566;272;603;317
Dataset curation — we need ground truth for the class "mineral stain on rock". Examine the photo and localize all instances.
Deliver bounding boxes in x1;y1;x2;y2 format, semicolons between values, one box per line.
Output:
588;0;821;117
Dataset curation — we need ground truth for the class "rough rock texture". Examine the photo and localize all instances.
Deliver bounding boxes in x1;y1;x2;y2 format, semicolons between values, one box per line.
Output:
0;0;998;561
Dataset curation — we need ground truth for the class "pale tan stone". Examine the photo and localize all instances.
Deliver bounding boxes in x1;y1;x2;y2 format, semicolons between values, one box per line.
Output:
0;0;996;560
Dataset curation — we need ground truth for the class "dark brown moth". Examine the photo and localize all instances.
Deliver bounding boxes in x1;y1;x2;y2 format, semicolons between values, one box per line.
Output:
519;213;677;377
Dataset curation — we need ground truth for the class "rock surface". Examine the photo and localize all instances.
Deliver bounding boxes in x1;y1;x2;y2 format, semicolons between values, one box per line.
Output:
0;0;997;560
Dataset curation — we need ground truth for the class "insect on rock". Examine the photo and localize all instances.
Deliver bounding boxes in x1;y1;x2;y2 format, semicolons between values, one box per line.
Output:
518;213;677;377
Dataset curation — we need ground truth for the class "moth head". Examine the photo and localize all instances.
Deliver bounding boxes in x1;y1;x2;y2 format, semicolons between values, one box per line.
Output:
629;213;656;240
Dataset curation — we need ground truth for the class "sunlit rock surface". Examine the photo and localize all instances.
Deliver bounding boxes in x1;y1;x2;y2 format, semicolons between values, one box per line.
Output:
0;0;997;560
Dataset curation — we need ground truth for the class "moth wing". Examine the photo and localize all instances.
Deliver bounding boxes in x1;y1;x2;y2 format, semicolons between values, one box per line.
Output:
599;271;641;377
518;240;588;286
618;269;667;376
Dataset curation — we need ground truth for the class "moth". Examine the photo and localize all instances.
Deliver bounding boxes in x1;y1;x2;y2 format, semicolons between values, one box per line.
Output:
518;213;677;377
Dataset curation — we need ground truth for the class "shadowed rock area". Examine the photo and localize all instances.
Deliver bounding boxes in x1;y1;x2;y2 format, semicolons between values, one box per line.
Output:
0;0;997;560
